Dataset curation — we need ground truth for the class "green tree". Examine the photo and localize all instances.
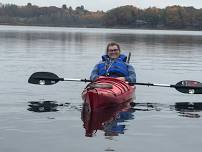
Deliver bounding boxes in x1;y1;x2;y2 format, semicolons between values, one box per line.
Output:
164;6;185;28
143;7;164;27
103;5;140;27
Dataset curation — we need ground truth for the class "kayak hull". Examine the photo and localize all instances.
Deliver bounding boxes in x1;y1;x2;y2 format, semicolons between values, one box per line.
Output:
82;77;135;111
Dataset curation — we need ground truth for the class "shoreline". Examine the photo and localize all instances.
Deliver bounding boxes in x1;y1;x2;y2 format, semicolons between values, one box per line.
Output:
0;23;201;32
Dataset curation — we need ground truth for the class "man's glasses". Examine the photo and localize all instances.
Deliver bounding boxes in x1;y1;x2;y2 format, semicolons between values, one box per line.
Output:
108;49;119;52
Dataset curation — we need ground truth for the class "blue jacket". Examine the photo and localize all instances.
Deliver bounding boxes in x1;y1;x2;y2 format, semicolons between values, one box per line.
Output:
97;54;129;77
90;54;136;83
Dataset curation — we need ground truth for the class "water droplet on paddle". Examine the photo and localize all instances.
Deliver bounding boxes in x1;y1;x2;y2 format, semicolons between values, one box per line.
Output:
39;80;45;85
189;89;195;94
51;81;56;84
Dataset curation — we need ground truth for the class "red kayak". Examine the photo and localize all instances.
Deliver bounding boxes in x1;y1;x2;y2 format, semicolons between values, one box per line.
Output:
82;77;135;111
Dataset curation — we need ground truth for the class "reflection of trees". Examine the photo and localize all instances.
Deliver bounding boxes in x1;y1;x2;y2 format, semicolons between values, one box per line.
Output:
0;4;202;30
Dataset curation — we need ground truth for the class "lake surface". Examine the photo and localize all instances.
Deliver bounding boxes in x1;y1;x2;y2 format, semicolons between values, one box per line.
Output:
0;25;202;152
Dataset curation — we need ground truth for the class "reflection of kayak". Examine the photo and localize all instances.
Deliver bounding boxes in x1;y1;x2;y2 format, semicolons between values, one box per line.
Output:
81;102;134;137
81;77;135;111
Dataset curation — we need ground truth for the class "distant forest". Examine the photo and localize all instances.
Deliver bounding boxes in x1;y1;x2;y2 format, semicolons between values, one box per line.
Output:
0;3;202;30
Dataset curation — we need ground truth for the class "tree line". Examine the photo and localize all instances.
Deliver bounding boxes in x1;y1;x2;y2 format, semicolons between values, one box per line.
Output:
0;3;202;30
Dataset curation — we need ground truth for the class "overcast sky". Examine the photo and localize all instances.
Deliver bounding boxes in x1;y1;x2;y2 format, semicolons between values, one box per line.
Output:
1;0;201;11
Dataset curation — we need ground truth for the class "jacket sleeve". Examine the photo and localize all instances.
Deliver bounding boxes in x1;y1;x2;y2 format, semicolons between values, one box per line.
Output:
125;64;136;83
90;64;99;81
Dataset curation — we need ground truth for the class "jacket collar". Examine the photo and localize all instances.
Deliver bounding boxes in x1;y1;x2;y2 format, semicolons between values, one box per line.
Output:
102;54;127;62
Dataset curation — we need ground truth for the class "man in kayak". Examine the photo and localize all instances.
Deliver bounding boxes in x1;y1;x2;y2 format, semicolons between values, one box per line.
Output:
90;42;136;83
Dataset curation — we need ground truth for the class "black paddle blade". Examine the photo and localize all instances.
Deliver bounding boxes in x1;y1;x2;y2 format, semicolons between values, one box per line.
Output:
28;72;62;85
175;80;202;94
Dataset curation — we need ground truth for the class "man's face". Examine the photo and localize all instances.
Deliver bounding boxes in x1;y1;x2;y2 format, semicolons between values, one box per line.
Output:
107;45;120;59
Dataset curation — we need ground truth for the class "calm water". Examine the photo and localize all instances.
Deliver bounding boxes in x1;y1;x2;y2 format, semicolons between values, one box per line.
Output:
0;25;202;152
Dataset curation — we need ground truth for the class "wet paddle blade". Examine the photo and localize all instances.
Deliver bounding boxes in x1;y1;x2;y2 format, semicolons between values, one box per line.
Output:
28;72;61;85
174;80;202;94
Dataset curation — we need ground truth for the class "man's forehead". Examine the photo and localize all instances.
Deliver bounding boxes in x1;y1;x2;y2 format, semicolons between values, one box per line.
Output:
109;45;118;48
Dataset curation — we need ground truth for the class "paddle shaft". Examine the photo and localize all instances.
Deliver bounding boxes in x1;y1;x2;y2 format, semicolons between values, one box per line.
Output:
62;79;201;90
37;77;92;82
132;82;170;87
131;82;201;89
63;78;92;82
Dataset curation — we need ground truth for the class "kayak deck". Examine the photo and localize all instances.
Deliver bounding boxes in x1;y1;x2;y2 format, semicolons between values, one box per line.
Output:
82;77;135;111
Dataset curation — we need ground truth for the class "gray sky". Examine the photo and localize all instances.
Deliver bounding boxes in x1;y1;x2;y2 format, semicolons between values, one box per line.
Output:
0;0;201;11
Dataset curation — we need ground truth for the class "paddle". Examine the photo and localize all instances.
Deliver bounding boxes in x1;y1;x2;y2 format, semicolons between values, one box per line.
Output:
28;72;202;94
28;72;92;85
28;72;112;89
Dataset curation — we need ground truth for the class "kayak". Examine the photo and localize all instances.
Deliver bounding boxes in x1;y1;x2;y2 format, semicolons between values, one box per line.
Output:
81;77;135;111
81;101;134;137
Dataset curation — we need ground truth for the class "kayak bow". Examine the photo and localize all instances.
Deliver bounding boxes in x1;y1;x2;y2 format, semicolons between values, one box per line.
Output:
82;77;135;111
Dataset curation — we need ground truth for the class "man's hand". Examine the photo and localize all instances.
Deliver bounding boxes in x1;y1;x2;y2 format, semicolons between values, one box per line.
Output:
116;77;126;81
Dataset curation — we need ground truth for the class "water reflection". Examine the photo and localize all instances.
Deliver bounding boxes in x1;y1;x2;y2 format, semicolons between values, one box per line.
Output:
27;100;202;137
175;102;202;112
174;102;202;118
134;102;202;118
106;34;202;48
27;101;70;112
81;102;135;137
81;101;202;138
